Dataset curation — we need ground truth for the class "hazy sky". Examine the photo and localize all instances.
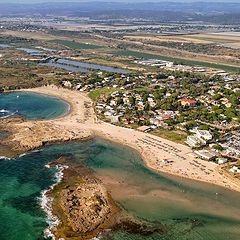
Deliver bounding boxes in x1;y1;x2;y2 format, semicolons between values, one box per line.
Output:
0;0;240;3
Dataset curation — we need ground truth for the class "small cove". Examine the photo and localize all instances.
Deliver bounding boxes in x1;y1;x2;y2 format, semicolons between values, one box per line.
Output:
0;92;69;120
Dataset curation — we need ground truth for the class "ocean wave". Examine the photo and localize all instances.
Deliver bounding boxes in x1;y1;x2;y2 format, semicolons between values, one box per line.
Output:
0;156;12;160
38;164;69;239
31;149;42;153
19;153;28;158
45;164;51;169
19;150;42;158
0;109;10;113
0;109;18;119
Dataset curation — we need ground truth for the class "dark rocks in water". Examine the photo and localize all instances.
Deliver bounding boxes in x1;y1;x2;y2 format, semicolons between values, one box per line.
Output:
112;219;167;236
191;218;205;228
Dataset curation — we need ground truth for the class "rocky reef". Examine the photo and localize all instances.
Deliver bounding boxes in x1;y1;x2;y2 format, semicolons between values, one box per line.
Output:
61;183;113;233
49;157;167;240
49;157;121;240
0;117;92;156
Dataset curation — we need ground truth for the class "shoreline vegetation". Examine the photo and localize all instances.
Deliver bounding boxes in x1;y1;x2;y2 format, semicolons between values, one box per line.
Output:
0;85;240;238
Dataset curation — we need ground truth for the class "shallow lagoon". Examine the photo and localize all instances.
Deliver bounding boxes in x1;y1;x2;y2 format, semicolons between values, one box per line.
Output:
41;58;129;74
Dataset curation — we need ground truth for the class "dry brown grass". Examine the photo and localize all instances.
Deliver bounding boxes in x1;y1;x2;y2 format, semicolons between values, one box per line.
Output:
0;30;56;41
182;33;240;43
124;35;208;43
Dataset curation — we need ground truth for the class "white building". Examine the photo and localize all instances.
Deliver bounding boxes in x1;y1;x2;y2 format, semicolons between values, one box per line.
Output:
229;166;240;173
186;135;206;148
106;115;120;123
195;150;217;161
195;130;213;141
217;158;228;165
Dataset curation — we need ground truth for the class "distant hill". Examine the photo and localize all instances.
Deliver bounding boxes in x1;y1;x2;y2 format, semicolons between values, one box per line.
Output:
0;2;240;24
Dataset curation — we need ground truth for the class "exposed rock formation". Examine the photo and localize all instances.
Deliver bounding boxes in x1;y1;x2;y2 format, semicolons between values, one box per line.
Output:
0;117;92;155
48;157;121;240
61;183;113;233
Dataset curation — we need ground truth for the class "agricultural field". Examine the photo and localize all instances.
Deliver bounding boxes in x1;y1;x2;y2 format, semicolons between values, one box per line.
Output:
49;39;103;49
182;33;240;44
124;35;207;44
123;33;240;61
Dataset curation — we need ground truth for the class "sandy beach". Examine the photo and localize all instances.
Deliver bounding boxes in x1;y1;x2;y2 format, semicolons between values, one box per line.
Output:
2;85;240;192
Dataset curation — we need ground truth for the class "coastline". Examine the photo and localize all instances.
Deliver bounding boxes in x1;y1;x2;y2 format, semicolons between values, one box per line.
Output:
1;85;240;193
93;128;240;193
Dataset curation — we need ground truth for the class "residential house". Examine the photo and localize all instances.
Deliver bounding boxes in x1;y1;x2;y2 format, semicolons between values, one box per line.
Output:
137;126;152;132
195;150;217;161
180;98;197;108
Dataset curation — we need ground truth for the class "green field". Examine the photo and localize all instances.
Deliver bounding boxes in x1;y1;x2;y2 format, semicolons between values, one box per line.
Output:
49;39;102;49
88;88;120;102
114;50;240;73
152;128;187;144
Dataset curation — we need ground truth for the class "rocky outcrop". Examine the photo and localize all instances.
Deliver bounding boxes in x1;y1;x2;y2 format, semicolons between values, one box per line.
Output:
61;183;113;233
48;157;121;240
0;117;92;155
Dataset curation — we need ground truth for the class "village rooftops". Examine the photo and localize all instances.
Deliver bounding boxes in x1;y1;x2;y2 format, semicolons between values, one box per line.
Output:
137;126;152;132
195;150;217;161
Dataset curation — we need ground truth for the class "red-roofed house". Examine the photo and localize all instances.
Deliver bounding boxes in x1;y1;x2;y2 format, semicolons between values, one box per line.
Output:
180;98;197;108
160;115;174;120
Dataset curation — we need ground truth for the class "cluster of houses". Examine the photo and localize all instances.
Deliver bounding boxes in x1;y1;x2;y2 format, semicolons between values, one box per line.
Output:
96;90;180;128
221;131;240;159
59;65;239;171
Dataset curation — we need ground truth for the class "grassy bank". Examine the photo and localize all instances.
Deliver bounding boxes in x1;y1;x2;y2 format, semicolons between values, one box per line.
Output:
88;88;119;102
152;128;187;144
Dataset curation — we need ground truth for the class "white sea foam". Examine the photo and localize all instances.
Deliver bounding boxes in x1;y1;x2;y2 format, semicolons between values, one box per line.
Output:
0;156;12;160
19;150;42;158
19;153;28;158
31;149;42;153
38;164;69;239
0;109;9;113
0;110;17;119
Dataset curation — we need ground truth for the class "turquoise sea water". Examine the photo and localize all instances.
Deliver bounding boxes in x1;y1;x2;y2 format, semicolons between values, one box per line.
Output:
0;92;69;120
0;139;240;240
